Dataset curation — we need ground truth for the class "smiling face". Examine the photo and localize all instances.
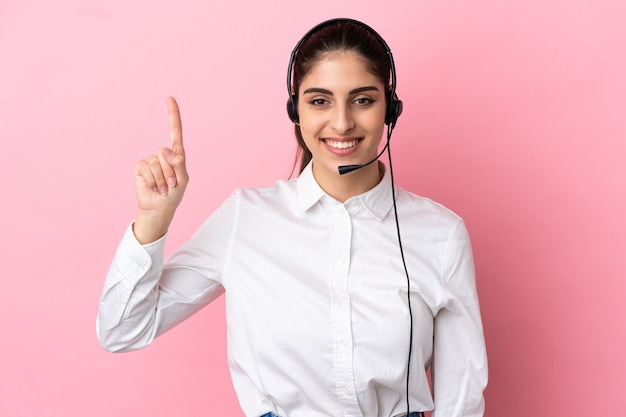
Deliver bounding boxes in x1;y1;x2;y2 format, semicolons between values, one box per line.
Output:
297;51;387;196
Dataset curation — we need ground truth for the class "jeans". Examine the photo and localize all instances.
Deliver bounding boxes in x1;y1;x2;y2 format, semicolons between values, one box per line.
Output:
260;413;425;417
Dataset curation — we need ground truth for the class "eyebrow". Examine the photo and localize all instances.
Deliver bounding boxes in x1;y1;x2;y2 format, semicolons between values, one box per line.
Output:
302;86;380;95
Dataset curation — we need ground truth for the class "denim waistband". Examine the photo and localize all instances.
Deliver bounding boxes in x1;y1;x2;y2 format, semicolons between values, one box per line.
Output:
260;413;425;417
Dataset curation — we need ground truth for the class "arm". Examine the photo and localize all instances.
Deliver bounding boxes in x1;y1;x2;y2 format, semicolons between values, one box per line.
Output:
96;199;234;352
96;97;225;352
432;220;488;417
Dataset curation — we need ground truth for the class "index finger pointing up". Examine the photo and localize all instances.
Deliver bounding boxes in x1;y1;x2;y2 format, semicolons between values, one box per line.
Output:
167;96;184;156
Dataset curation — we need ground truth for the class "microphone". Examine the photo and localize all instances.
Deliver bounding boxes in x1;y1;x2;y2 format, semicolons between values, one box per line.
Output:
338;143;388;175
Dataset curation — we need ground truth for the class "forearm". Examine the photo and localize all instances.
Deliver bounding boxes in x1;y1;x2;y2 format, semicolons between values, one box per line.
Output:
96;223;166;352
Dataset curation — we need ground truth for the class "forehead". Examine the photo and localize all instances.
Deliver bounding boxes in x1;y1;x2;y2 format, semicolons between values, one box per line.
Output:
300;52;384;91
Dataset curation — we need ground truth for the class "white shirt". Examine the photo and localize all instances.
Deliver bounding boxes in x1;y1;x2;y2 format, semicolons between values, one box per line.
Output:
97;162;488;417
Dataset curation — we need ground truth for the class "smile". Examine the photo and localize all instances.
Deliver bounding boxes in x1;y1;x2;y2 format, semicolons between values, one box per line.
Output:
323;138;362;149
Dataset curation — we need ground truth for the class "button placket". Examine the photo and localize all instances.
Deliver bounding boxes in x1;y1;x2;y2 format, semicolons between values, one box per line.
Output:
329;205;360;415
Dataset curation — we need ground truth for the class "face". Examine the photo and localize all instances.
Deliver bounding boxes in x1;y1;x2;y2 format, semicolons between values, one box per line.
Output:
297;52;386;186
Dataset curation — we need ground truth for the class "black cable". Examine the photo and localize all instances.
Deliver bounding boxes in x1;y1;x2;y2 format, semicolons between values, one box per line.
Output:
385;123;414;417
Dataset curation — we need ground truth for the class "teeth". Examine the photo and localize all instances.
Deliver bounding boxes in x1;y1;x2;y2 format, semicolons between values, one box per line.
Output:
326;139;358;149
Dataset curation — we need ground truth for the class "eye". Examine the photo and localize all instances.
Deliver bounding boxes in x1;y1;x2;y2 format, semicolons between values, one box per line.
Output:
309;98;329;106
354;97;375;106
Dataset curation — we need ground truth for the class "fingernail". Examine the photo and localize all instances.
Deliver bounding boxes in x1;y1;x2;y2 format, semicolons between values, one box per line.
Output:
160;185;168;195
167;177;176;187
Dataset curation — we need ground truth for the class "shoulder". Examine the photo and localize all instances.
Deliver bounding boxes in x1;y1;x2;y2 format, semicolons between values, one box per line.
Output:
391;187;472;252
394;187;464;230
233;177;297;199
229;177;299;211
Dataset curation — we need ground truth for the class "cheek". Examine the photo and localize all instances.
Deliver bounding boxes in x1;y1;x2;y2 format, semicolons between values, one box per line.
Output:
356;110;386;135
298;112;324;137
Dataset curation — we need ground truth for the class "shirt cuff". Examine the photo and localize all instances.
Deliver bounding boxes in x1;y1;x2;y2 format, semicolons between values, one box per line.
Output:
113;222;167;281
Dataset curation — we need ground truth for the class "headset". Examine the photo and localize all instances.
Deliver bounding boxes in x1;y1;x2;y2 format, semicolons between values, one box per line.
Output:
286;18;403;128
285;18;420;417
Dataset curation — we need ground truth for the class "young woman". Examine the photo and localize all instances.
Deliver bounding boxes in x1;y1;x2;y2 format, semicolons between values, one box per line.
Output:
97;18;488;417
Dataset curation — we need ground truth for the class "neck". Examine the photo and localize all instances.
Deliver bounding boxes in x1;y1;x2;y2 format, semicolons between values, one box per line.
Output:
312;161;383;203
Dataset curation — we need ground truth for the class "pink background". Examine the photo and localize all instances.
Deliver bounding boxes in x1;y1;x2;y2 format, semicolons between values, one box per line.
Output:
1;0;624;415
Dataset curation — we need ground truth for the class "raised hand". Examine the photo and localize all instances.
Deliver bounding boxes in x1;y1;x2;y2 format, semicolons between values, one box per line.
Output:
132;97;189;243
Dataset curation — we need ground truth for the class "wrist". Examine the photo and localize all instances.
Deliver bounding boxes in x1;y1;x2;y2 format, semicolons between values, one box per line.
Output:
133;209;174;244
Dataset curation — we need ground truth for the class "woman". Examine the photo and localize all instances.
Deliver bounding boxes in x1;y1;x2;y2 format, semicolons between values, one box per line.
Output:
97;18;488;417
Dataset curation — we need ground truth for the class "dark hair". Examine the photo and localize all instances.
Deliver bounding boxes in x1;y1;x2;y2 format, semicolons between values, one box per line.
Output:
290;20;392;175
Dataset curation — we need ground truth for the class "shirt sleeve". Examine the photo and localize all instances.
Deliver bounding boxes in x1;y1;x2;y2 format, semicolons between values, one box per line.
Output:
432;219;488;417
96;194;238;352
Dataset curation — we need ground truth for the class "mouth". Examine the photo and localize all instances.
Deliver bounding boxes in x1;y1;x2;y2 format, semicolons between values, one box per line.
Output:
322;137;363;149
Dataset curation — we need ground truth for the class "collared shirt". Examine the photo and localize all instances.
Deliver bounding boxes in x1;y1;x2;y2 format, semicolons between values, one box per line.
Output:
97;162;488;417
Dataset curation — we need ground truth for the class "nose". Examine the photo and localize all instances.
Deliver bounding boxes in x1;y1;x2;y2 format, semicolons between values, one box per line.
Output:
330;103;355;134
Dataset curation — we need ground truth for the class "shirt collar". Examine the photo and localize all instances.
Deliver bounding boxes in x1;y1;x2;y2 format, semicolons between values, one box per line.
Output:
296;161;395;222
296;161;326;212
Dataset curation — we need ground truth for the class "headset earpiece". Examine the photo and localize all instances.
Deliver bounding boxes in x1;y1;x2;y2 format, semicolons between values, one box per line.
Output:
385;92;403;127
287;95;299;124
